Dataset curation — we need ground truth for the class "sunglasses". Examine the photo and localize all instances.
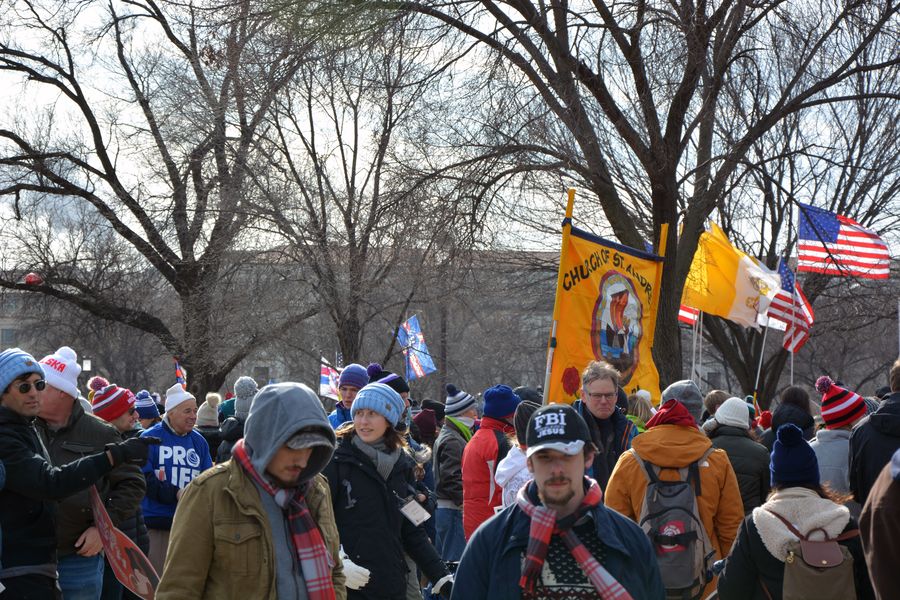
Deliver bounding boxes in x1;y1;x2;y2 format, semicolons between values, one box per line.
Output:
18;379;46;394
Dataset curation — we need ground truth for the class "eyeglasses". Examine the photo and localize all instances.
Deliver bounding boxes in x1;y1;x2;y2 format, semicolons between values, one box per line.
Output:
587;391;617;401
17;379;46;394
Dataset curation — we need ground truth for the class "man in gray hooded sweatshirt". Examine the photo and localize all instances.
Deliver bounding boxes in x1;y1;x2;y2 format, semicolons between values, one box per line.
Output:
157;382;347;599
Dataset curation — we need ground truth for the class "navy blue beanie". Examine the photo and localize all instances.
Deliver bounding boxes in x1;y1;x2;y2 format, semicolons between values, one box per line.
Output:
770;423;820;488
483;384;521;420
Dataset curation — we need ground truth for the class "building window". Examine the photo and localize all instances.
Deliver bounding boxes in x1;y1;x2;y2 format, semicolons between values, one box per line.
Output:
1;328;17;346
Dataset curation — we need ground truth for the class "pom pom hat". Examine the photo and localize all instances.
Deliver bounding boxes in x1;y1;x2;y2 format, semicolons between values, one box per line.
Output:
350;382;406;427
445;383;476;416
0;348;44;394
367;363;409;394
92;384;136;422
816;375;866;430
39;346;81;398
134;389;160;420
770;423;820;487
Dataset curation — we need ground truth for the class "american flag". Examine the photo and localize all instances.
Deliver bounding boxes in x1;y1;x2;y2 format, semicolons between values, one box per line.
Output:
766;260;814;352
678;304;700;326
797;202;891;279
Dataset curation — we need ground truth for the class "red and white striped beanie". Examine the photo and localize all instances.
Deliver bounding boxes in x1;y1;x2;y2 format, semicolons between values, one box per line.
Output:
816;376;866;430
92;384;136;422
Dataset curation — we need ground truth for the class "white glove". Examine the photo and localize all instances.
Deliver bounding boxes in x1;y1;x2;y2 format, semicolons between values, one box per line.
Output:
340;546;371;590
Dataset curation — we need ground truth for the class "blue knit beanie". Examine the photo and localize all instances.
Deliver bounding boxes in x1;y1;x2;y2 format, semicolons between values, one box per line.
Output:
350;382;406;427
134;389;161;420
483;384;521;420
770;423;820;488
0;348;45;395
339;363;369;389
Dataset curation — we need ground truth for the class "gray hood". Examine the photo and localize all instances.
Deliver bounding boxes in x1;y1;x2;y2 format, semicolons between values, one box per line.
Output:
244;382;336;484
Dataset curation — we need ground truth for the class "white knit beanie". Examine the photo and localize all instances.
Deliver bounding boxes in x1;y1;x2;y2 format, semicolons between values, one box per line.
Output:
715;397;751;429
39;346;81;398
165;382;195;412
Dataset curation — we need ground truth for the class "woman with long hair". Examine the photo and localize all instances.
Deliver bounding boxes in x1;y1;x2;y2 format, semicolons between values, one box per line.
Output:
717;424;874;599
323;382;451;600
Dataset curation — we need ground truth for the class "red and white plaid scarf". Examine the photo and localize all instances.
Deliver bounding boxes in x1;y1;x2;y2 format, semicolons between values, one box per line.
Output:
233;439;336;600
516;477;633;600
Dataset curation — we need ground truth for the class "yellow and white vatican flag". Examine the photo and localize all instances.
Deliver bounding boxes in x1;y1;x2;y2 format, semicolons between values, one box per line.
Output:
682;223;780;329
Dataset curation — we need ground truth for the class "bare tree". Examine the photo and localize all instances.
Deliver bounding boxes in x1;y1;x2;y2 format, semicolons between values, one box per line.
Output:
0;0;322;394
375;0;900;383
250;15;475;363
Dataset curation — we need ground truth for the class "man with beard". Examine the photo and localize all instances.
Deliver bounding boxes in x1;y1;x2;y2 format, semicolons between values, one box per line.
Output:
157;382;346;599
452;404;663;599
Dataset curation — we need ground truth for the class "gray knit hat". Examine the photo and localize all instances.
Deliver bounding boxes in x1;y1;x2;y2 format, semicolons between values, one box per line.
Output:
445;383;476;417
234;376;258;420
661;380;704;425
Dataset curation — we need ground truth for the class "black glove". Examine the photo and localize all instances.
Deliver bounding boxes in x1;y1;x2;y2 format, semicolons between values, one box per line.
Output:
439;581;452;599
106;437;161;466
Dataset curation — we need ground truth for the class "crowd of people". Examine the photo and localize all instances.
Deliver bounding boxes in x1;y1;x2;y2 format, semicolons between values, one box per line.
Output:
1;344;899;600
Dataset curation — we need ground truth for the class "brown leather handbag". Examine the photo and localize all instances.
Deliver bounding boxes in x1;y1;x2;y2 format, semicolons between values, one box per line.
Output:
760;510;858;600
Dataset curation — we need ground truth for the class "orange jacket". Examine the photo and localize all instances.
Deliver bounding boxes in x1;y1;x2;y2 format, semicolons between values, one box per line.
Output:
604;423;744;598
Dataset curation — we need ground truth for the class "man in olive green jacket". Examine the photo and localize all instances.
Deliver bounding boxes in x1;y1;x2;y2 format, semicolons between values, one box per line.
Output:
157;383;346;599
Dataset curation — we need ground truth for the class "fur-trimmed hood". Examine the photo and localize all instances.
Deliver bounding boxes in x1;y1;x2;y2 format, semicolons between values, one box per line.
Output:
751;487;850;562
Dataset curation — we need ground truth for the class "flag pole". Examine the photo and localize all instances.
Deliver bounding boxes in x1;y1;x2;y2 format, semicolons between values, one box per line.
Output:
790;348;794;386
753;325;769;410
543;188;576;405
698;312;705;387
690;317;698;384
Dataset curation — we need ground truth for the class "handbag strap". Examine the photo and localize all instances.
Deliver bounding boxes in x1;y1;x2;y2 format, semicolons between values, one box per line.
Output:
766;509;860;542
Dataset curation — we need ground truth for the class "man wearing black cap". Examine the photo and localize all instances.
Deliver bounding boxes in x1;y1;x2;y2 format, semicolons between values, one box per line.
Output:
451;404;663;599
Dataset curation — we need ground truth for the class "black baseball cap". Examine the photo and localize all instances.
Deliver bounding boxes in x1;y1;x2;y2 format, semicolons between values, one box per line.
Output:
526;404;592;458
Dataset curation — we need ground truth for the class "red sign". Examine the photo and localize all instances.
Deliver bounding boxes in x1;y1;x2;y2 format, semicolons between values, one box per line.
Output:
89;486;158;599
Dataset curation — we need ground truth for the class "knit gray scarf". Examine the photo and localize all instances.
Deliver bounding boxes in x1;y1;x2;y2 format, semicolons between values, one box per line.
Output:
352;434;401;481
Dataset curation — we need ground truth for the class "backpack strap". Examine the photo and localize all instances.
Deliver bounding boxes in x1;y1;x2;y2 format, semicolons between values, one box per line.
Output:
766;509;806;540
688;447;715;497
766;509;860;543
629;447;661;485
493;429;511;463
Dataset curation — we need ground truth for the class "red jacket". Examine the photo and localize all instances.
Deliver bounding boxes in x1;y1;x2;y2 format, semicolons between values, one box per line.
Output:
461;416;514;539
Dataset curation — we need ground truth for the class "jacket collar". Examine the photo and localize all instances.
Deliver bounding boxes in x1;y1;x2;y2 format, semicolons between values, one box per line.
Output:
711;424;750;439
224;459;267;517
501;488;633;558
479;415;514;434
0;404;32;426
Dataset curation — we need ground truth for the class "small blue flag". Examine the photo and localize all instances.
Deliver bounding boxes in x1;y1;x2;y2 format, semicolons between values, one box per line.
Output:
396;315;438;381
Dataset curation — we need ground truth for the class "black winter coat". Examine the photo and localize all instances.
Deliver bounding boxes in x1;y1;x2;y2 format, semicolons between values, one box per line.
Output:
216;416;244;463
116;428;150;554
850;393;900;505
709;425;770;514
0;406;113;571
322;435;448;600
718;513;873;600
761;404;815;451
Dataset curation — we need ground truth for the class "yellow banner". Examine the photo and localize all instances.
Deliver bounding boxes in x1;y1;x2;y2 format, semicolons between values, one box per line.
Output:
547;227;664;404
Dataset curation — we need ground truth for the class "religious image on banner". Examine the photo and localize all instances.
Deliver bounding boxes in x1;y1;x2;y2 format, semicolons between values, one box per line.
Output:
549;226;664;404
591;272;644;382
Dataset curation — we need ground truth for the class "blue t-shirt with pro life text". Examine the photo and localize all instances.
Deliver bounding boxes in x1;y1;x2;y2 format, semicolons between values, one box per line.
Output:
140;420;212;522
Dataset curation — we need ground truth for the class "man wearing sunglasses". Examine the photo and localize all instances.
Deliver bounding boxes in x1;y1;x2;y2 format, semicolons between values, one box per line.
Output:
0;348;158;599
33;347;147;600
